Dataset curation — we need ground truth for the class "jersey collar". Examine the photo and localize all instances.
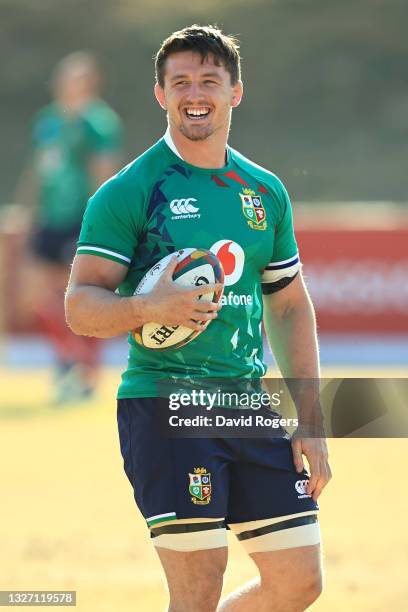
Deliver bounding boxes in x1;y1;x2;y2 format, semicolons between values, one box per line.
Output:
164;128;183;159
163;127;231;169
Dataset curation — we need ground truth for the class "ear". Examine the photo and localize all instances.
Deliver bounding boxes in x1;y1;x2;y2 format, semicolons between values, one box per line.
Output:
154;82;167;110
231;80;243;108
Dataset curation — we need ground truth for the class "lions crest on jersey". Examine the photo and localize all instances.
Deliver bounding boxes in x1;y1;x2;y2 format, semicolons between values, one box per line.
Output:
240;188;267;231
189;467;212;505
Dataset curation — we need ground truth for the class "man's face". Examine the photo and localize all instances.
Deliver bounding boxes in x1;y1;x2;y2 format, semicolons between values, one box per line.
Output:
155;51;242;141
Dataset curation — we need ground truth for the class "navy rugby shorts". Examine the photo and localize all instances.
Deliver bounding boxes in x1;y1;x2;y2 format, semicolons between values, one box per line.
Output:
31;224;81;265
117;397;319;527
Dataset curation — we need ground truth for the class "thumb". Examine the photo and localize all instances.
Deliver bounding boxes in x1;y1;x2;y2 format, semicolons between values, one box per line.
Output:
291;438;305;473
161;255;179;280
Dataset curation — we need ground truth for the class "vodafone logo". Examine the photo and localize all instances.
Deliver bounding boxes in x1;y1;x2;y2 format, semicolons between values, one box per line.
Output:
210;240;245;286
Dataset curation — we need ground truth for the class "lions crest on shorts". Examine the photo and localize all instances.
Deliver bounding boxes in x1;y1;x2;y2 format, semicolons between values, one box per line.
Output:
189;467;211;505
240;188;267;231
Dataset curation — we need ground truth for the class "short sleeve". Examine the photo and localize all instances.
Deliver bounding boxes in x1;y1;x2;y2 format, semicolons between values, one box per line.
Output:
77;177;142;266
261;180;300;293
85;104;123;155
31;107;55;150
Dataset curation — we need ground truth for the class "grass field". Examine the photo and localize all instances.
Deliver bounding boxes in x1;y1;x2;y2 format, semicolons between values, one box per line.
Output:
1;367;407;611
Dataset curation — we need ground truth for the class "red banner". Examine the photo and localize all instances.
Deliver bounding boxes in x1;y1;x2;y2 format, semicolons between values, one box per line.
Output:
297;229;408;333
1;213;407;335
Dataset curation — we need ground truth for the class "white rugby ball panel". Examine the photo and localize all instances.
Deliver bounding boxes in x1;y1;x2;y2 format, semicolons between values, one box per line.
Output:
141;322;196;349
175;263;217;302
134;248;196;296
132;248;224;350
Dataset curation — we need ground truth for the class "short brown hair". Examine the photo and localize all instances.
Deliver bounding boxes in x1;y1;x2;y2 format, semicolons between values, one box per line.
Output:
155;25;241;87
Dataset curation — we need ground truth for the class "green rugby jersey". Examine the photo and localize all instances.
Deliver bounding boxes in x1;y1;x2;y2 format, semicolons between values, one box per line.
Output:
32;99;122;229
77;132;300;398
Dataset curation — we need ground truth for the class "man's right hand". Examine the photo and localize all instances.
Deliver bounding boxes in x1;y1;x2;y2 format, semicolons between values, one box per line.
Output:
140;256;223;331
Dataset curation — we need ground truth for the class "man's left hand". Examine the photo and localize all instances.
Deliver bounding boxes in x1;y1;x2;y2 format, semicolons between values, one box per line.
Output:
291;436;332;502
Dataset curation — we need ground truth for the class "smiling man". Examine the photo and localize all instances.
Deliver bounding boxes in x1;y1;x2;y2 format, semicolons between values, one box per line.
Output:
65;25;331;611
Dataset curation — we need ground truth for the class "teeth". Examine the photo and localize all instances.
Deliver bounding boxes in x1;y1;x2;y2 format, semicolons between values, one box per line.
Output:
186;108;209;117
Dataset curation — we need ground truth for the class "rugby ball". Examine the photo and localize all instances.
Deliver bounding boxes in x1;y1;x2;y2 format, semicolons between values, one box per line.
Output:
133;248;224;350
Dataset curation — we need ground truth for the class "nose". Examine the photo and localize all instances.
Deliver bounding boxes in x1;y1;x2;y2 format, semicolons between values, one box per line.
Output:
185;81;205;103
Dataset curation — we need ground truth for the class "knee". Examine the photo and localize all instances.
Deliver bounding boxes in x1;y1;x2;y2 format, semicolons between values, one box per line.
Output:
186;554;226;595
301;569;323;607
261;566;323;610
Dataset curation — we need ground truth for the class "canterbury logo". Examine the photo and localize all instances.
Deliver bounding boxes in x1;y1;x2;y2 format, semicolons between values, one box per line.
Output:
295;479;310;496
170;198;199;214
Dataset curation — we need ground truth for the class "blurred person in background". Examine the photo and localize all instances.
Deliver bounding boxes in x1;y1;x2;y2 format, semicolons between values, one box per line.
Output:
16;51;123;404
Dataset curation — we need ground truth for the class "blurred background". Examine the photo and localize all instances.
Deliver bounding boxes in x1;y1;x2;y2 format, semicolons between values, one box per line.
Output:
0;1;407;611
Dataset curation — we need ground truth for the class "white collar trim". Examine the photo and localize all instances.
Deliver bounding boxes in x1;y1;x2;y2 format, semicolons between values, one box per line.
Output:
164;127;230;166
164;128;183;159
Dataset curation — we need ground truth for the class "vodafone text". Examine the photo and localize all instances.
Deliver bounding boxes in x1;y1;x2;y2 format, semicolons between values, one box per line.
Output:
220;291;252;306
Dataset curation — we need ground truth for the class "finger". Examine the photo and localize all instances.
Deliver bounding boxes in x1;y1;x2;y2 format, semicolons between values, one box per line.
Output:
306;459;320;495
291;439;304;473
311;480;324;502
308;447;332;491
191;311;218;322
184;320;208;332
194;301;221;313
311;469;330;501
161;255;179;279
191;283;224;297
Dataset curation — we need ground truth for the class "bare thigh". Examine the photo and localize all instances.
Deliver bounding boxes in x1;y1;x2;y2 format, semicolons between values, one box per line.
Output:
156;546;228;612
251;544;323;611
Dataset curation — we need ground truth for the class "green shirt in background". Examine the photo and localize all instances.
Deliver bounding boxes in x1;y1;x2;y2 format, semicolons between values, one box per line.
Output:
32;99;122;229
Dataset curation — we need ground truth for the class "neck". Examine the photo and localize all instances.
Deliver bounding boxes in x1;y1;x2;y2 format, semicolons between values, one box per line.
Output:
56;95;93;115
168;125;228;169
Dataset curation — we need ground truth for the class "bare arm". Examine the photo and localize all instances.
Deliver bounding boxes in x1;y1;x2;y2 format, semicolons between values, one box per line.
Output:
65;254;222;339
263;273;331;500
263;272;320;379
14;162;38;225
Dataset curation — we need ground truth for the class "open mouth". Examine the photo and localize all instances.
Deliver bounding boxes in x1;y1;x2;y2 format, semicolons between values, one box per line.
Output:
183;107;211;120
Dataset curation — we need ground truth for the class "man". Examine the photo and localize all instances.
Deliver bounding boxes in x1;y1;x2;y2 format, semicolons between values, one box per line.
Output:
17;51;122;402
65;26;331;611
